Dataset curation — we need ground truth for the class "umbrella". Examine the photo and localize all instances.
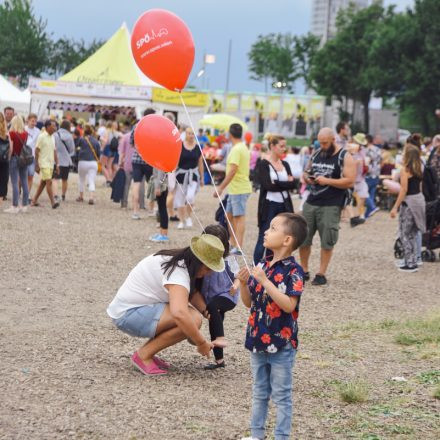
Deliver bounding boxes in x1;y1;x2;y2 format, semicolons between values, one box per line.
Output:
199;113;248;131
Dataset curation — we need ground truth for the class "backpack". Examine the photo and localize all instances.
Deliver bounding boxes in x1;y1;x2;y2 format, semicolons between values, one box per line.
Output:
109;136;119;152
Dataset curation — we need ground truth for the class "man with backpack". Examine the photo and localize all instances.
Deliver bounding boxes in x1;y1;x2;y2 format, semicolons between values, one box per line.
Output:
299;127;356;286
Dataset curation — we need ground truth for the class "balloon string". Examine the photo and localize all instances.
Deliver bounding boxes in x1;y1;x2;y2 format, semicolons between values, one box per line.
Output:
179;93;253;273
175;180;206;232
175;179;235;287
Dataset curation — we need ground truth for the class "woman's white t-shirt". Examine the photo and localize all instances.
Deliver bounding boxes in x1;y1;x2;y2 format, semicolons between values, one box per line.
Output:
285;153;303;179
106;255;190;319
266;167;288;203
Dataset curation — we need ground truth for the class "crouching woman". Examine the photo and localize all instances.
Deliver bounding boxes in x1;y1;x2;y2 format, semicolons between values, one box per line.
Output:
107;234;226;375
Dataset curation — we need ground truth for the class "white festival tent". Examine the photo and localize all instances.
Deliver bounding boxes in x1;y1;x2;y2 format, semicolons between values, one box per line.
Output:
0;75;31;115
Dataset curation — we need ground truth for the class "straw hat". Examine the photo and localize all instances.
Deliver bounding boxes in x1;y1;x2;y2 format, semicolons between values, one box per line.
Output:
190;234;225;272
353;133;367;146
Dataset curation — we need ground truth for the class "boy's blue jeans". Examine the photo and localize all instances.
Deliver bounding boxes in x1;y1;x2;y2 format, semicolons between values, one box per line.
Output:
250;344;296;440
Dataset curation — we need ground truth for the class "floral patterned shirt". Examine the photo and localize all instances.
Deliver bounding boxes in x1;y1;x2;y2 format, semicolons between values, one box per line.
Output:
365;145;382;179
245;256;304;353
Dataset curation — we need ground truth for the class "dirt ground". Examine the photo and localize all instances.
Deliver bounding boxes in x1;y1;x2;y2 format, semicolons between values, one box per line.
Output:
1;174;439;440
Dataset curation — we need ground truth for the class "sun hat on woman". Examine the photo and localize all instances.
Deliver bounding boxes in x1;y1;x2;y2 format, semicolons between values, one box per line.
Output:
353;133;367;146
190;234;225;272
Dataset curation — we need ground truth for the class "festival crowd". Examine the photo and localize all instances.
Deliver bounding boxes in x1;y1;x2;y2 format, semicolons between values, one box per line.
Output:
2;105;439;440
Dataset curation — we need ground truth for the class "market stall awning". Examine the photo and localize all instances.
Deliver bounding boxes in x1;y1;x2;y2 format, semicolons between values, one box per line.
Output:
199;113;247;131
59;23;159;87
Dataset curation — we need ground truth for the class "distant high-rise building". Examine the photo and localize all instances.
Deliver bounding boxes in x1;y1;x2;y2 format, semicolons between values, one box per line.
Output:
311;0;375;43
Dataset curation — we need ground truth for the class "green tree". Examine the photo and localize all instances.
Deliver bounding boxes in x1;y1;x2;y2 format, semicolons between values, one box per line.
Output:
309;2;390;132
0;0;49;86
248;33;319;93
48;38;104;77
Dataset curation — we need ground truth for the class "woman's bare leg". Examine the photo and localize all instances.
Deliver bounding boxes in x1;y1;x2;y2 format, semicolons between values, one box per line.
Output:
137;306;202;364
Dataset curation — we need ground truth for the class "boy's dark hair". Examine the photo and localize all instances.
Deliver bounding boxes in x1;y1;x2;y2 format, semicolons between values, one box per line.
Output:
203;224;229;257
44;119;54;129
277;213;308;251
143;108;156;116
229;123;243;139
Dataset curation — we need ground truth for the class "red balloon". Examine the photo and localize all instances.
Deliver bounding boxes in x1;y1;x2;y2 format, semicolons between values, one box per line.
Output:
134;115;182;172
244;131;253;144
131;9;195;91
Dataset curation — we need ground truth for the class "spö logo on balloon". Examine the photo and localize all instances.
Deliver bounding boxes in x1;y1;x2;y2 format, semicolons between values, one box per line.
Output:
136;28;169;49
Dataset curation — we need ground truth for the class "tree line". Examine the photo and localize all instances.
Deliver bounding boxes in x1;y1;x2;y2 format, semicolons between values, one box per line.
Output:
0;0;103;86
248;0;440;134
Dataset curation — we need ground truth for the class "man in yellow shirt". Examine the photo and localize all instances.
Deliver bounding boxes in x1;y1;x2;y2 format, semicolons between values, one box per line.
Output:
31;120;60;209
216;123;251;255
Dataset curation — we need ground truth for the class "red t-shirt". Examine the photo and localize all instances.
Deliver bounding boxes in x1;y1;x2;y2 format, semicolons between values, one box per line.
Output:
9;131;28;156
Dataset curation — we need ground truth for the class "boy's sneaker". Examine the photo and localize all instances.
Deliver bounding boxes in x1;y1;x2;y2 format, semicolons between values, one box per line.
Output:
398;265;418;273
368;207;380;217
132;213;141;220
177;222;185;230
311;274;327;286
169;215;179;222
204;361;225;370
303;271;310;281
350;216;365;227
152;234;170;243
185;217;193;228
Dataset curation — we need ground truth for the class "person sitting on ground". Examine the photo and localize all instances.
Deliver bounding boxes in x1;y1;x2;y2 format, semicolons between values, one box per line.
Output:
238;213;308;440
198;224;240;370
107;233;226;376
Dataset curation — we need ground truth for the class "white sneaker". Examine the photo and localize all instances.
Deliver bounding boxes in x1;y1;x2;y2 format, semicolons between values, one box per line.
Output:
177;222;185;229
185;217;193;228
4;206;19;214
132;213;141;220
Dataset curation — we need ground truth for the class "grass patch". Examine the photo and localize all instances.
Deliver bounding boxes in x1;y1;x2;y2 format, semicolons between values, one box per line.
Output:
394;314;440;346
416;370;440;385
336;380;370;404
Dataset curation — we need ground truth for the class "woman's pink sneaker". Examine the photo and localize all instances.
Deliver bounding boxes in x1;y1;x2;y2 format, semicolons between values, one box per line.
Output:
131;352;167;375
153;356;171;370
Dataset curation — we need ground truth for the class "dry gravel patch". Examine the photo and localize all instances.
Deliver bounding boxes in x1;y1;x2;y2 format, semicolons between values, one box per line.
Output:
1;174;439;439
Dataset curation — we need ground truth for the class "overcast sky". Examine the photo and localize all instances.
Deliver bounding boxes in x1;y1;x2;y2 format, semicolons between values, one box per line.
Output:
33;0;414;93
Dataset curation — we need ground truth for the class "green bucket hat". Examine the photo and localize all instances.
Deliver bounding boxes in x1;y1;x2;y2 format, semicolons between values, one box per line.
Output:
353;133;367;146
190;234;225;272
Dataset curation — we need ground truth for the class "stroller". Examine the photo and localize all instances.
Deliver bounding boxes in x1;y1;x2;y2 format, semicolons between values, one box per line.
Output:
421;198;440;262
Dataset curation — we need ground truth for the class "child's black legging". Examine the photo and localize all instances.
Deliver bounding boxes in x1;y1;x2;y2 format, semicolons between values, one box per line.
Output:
156;189;168;229
206;296;236;361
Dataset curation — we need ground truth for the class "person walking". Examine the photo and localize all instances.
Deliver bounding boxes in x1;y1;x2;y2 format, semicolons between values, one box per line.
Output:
76;124;100;205
100;121;120;186
31;120;60;209
253;136;296;264
216;123;252;255
390;145;426;272
174;127;204;230
364;134;382;218
351;133;369;224
299;127;356;286
25;113;40;199
0;112;11;209
6;116;29;213
52;119;75;202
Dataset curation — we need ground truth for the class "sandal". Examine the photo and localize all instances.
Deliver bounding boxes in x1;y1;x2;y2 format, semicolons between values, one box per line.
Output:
76;197;84;202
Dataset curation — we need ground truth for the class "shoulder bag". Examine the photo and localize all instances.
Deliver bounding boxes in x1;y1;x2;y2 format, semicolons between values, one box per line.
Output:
0;136;9;162
17;133;33;167
85;136;102;173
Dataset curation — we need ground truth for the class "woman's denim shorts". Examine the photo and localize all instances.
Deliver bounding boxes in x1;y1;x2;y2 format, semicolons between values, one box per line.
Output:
112;303;166;338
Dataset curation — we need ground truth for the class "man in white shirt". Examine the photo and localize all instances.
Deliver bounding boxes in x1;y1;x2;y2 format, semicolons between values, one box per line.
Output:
25;113;41;197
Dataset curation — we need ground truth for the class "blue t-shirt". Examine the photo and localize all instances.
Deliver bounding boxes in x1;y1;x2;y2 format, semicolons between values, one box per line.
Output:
245;256;304;353
201;260;239;305
197;134;209;148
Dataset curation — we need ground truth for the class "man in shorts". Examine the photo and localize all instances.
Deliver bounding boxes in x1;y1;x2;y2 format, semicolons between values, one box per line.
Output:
31;120;60;209
299;127;355;285
216;123;251;255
